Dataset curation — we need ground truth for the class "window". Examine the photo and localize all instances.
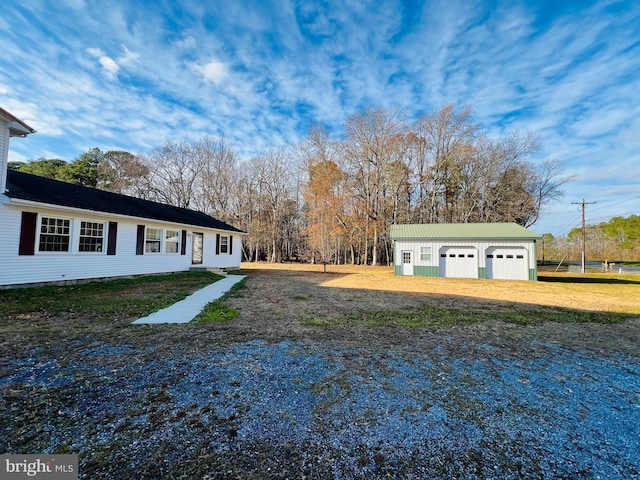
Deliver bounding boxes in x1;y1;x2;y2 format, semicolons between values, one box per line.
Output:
487;254;494;258
165;229;180;253
402;251;412;263
145;228;162;253
468;254;475;258
516;255;524;259
420;246;432;261
79;221;105;252
39;217;70;252
220;235;229;254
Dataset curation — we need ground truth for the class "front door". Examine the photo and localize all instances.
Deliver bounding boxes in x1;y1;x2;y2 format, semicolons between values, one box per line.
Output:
402;250;413;276
192;233;203;265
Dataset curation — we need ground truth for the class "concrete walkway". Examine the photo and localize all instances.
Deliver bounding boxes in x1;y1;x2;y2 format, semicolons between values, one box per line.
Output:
132;274;246;324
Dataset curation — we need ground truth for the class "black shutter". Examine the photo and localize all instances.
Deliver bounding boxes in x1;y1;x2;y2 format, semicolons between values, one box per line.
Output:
229;235;233;255
181;230;187;255
107;222;118;255
19;212;37;255
216;233;220;255
136;225;145;255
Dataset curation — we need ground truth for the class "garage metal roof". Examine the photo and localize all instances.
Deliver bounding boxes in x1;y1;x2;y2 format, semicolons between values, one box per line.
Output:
390;223;541;240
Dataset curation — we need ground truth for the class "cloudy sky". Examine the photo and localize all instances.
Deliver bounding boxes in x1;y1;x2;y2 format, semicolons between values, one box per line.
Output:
2;0;638;235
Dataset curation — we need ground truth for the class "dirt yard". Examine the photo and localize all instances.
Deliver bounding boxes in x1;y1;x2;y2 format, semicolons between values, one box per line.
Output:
1;264;639;479
220;263;640;356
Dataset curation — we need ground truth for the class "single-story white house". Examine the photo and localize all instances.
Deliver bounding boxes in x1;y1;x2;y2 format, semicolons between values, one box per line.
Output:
0;107;245;288
390;223;541;281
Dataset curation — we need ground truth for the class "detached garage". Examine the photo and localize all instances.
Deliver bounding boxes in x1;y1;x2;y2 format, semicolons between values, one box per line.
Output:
390;223;541;281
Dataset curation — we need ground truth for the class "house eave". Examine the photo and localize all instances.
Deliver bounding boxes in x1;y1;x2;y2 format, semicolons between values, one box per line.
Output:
0;106;36;136
4;196;245;234
7;121;36;137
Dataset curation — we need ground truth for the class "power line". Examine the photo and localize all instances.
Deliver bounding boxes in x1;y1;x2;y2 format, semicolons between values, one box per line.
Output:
571;199;596;273
589;195;640;213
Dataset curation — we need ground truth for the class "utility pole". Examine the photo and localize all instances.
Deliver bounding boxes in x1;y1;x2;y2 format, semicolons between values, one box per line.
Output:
572;199;596;273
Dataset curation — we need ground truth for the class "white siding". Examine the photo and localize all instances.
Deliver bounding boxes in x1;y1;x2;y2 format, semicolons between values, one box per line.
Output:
0;123;9;194
394;239;536;279
201;231;243;269
0;203;243;287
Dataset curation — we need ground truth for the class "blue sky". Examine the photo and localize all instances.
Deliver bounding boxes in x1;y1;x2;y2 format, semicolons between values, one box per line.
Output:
1;0;639;235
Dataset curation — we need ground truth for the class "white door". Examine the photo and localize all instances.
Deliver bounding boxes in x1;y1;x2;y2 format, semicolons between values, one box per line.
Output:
402;250;413;275
486;247;528;280
439;247;478;278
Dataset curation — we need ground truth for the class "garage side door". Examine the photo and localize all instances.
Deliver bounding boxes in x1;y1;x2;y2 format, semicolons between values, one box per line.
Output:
486;247;528;280
439;247;478;278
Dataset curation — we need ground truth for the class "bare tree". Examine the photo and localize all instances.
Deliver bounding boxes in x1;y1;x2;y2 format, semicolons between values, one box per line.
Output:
247;148;296;263
344;107;407;265
411;104;479;223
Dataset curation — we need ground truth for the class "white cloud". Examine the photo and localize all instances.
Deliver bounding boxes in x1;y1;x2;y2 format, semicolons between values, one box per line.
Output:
193;60;229;84
175;35;197;49
117;46;140;67
87;47;119;79
86;45;139;80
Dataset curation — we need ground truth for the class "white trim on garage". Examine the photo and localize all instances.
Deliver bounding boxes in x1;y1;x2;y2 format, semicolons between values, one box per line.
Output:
439;246;478;278
486;247;528;280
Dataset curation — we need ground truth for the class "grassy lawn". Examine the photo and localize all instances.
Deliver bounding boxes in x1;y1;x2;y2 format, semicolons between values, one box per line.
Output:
0;271;223;321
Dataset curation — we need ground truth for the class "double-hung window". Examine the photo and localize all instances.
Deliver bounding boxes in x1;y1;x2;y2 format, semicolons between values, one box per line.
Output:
145;228;162;253
219;235;229;254
420;246;432;261
164;229;180;253
39;217;71;252
79;221;105;252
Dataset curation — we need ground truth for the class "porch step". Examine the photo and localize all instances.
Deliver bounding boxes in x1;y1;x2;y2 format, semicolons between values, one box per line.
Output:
189;266;228;276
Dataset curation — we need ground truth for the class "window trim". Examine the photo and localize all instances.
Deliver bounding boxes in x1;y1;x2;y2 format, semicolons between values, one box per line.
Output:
164;229;181;254
38;215;72;253
145;227;162;254
420;246;432;262
78;220;106;253
219;235;229;254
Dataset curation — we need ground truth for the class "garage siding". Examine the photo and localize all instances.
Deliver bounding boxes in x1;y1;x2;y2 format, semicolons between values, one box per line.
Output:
394;239;537;280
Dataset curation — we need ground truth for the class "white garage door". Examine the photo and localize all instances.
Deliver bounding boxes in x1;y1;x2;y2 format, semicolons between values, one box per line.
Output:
486;247;528;280
439;247;478;278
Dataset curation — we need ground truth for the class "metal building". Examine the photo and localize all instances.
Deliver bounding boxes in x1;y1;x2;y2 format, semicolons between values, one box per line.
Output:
390;223;541;281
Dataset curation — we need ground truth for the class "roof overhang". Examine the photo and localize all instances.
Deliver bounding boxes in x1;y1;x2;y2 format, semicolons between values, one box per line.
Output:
3;196;246;234
0;107;36;137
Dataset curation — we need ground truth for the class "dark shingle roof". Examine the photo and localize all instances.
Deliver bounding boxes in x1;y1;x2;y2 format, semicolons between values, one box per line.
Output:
5;170;244;233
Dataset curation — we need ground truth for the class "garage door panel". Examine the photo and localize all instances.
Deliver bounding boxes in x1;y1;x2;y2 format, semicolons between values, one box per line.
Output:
486;247;527;280
439;247;478;278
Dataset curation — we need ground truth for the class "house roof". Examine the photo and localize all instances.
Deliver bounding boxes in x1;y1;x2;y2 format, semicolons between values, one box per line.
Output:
5;170;245;233
0;107;36;137
390;223;541;240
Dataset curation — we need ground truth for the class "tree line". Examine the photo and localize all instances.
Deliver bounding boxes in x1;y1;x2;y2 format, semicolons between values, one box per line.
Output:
542;216;640;262
11;105;573;265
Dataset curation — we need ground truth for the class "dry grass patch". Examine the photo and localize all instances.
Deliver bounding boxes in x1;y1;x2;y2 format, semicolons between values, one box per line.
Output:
240;262;640;315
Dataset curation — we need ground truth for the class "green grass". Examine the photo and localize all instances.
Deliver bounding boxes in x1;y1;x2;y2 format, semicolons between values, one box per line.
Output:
194;300;239;323
0;272;223;321
193;277;246;322
300;304;629;327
